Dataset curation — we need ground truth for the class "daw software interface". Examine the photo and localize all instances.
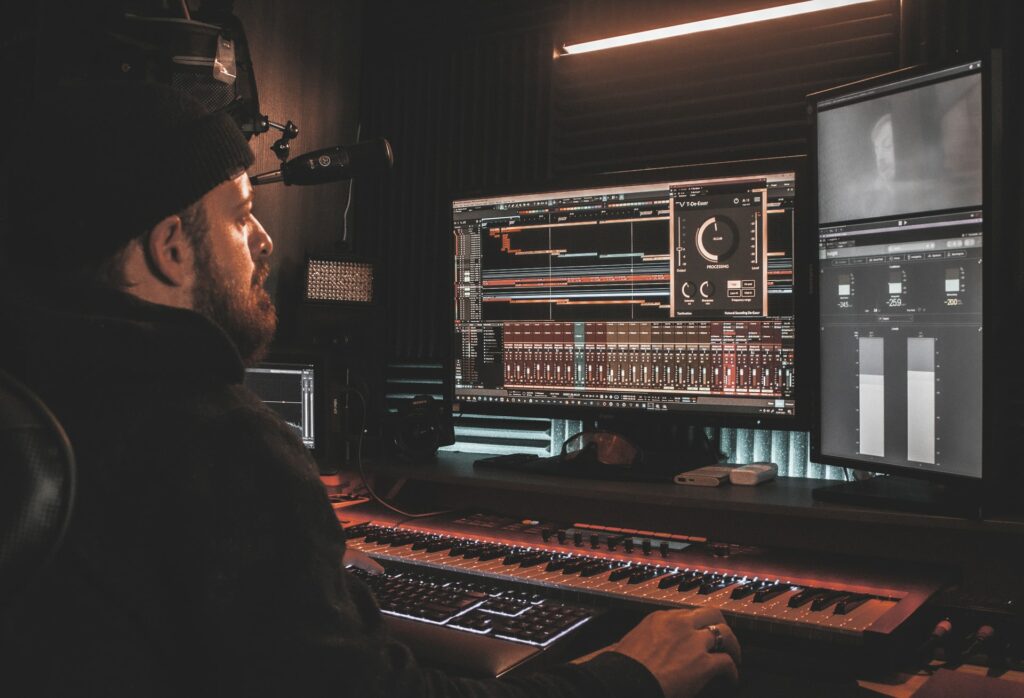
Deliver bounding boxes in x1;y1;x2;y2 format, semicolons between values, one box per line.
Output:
453;167;798;419
244;362;317;449
816;61;983;478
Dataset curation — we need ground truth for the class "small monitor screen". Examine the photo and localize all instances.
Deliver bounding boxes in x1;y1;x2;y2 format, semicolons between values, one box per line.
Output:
453;165;799;420
244;362;317;449
816;61;983;479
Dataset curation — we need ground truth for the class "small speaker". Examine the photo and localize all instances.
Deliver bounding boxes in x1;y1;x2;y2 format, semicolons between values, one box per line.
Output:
391;395;454;461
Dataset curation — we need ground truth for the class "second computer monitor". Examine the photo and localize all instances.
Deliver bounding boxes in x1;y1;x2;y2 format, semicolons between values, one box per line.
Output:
813;60;985;480
453;158;806;427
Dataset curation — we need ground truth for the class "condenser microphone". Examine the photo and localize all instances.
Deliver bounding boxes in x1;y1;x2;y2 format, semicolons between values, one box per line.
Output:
251;138;393;186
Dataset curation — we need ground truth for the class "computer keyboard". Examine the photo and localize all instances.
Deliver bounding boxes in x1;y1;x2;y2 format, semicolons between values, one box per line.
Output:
347;565;596;647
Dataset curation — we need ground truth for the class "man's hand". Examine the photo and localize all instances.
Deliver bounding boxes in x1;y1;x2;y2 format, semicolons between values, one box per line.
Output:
576;608;740;698
342;548;384;575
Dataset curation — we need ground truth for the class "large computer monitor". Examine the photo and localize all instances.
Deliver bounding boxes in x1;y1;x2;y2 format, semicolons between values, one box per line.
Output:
452;157;808;433
810;59;1003;512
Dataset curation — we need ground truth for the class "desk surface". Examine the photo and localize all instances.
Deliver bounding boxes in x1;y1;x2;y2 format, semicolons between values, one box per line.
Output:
368;451;1024;535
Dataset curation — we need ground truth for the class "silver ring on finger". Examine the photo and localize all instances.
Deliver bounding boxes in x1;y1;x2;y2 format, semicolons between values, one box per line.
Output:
706;624;724;653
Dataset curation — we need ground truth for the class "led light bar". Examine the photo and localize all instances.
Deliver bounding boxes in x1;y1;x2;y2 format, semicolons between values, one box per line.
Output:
559;0;878;56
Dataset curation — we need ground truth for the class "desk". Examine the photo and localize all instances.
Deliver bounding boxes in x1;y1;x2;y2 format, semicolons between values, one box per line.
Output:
361;452;1023;582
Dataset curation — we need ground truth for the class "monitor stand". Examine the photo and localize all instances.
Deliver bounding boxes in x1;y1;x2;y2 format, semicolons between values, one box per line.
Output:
812;475;981;518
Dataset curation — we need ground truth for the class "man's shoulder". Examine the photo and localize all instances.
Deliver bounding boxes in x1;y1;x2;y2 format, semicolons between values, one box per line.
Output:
156;382;306;459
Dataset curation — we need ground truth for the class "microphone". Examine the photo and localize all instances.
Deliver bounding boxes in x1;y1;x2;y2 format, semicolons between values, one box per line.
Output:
251;138;393;186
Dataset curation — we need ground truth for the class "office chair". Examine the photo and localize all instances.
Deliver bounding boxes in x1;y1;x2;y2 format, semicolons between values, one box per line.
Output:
0;369;75;605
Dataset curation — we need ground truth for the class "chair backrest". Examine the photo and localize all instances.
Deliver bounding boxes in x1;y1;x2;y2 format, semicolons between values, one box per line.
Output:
0;369;75;603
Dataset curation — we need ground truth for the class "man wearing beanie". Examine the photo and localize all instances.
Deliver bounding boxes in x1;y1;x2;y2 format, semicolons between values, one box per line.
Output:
0;82;739;698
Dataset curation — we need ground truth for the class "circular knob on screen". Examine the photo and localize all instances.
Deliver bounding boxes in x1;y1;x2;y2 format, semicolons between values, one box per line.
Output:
700;281;715;298
696;215;739;262
681;281;695;299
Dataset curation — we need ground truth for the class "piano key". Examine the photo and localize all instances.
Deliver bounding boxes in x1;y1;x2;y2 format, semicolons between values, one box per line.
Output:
834;593;872;614
810;590;850;612
787;587;824;608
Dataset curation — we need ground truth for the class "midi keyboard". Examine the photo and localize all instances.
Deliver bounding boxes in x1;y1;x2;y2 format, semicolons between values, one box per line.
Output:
342;516;946;676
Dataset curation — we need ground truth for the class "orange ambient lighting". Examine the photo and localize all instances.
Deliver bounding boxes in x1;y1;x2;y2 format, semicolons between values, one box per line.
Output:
560;0;879;56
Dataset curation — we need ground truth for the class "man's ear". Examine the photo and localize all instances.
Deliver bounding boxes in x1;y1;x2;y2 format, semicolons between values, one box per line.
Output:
144;214;194;286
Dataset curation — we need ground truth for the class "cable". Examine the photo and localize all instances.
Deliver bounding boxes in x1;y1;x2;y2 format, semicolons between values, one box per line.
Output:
345;387;452;519
340;123;361;246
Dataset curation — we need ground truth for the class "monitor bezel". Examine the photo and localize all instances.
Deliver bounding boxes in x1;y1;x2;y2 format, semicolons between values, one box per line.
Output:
807;56;1004;488
448;154;813;431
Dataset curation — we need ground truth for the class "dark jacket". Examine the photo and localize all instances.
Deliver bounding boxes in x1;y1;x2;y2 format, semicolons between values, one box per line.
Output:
0;286;662;698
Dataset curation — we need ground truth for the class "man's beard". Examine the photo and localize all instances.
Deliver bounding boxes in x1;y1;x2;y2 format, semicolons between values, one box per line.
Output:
191;242;277;366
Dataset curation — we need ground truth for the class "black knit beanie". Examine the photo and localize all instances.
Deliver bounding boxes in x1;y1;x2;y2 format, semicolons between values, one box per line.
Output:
5;81;254;270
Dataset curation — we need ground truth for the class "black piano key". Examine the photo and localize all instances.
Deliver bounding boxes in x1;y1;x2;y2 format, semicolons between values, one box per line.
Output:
608;567;634;582
503;549;532;565
629;567;669;585
561;558;589;574
657;572;687;589
343;523;372;540
753;583;791;603
810;590;851;612
834;593;872;614
519;553;552;568
698;575;739;595
580;562;619;578
478;546;510;561
679;572;707;592
730;580;765;600
545;556;572;572
787;588;825;608
362;529;385;543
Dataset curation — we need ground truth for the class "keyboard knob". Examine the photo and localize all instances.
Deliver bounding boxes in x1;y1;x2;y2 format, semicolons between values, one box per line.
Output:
573;532;583;547
659;542;670;557
557;530;567;544
590;534;600;549
642;540;652;555
623;539;634;553
542;528;553;543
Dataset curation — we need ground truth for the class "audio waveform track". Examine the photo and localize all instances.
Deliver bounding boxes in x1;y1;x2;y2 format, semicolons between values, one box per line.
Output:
482;216;670;322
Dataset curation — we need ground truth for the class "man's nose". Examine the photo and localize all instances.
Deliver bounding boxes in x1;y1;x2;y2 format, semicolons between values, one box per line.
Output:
250;215;273;258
